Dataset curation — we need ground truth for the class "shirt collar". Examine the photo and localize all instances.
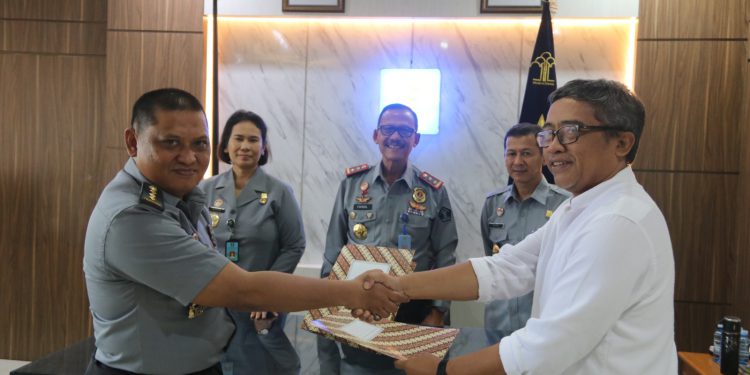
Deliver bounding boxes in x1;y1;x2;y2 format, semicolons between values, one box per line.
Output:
504;177;550;205
373;161;416;189
567;165;635;209
123;158;207;209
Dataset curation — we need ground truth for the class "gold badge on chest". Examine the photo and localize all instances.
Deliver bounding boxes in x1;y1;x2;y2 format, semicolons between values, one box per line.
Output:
356;181;371;203
210;213;220;228
353;223;368;240
409;187;427;212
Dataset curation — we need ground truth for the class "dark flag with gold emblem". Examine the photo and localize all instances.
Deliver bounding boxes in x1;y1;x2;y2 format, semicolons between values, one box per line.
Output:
520;0;556;125
518;0;556;183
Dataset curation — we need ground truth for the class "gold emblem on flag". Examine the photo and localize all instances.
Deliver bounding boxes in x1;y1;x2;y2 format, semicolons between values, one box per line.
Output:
531;51;556;86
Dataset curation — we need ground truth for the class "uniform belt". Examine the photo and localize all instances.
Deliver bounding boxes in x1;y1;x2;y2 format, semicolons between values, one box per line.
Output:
86;356;222;375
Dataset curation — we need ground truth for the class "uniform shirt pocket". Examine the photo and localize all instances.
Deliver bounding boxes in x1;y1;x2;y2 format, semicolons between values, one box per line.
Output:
348;211;376;242
488;219;508;246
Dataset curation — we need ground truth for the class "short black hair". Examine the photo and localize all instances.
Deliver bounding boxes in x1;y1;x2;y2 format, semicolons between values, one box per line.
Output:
549;79;645;163
130;88;205;133
217;110;270;165
377;103;418;131
504;122;542;152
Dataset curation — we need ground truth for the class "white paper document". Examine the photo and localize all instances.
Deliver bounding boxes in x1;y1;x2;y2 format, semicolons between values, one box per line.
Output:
340;319;384;341
346;260;391;280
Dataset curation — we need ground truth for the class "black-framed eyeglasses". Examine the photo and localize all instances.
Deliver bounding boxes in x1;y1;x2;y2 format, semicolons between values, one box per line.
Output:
378;125;416;138
536;122;628;148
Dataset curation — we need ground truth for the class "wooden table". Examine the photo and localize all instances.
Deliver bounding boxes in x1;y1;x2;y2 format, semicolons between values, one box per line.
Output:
678;352;720;375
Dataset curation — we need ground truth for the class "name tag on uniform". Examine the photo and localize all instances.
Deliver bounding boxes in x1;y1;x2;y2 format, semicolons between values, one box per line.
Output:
225;240;239;262
353;204;372;210
489;223;504;228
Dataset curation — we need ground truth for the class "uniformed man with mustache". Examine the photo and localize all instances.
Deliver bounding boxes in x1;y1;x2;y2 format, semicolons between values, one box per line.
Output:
317;103;458;375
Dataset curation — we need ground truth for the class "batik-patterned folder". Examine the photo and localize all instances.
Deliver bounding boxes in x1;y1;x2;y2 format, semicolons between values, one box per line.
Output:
301;244;459;359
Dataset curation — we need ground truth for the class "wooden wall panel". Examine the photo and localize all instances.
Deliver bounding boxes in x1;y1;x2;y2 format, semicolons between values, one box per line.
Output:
1;20;106;55
633;41;744;173
1;0;106;22
675;302;728;352
639;0;746;39
0;53;40;359
637;0;748;356
104;31;204;147
635;171;736;304
0;54;105;359
107;0;203;32
1;0;107;361
734;60;750;324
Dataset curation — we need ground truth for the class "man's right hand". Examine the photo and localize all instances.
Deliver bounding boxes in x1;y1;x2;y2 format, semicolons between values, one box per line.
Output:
348;270;408;321
351;270;407;321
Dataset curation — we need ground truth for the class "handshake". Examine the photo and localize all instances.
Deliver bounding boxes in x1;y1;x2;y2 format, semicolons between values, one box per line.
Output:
347;270;408;322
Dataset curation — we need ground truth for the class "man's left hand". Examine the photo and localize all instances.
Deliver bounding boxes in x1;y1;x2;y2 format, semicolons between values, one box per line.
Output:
395;354;441;375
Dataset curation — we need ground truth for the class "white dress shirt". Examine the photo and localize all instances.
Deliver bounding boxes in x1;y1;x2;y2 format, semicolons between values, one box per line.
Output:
470;166;677;375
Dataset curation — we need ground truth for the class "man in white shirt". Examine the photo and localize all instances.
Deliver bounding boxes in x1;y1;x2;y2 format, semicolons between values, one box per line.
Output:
359;79;677;375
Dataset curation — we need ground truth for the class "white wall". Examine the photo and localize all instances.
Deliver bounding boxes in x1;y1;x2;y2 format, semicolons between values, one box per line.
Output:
205;0;638;18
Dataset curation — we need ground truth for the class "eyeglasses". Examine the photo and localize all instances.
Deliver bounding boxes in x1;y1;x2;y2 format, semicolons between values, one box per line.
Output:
536;122;628;148
377;125;416;138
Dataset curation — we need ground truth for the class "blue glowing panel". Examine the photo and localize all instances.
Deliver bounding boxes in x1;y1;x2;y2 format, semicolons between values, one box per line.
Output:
379;69;441;135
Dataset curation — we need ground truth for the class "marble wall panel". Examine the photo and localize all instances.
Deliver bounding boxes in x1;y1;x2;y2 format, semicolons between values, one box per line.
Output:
217;19;632;268
217;20;309;199
409;22;524;261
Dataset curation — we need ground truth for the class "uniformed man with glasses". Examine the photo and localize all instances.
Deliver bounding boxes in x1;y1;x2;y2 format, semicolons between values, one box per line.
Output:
318;103;458;375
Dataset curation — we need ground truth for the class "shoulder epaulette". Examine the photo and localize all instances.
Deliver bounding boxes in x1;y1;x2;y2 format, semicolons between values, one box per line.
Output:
345;163;371;177
418;171;444;190
139;182;164;211
486;185;512;198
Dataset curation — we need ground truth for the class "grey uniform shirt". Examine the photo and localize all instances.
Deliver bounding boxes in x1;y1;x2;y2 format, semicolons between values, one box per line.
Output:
200;167;305;273
480;178;569;342
83;159;234;374
322;162;458;310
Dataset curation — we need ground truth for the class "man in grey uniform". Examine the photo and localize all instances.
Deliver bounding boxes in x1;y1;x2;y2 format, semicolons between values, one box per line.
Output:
317;103;458;374
481;122;569;344
83;88;407;375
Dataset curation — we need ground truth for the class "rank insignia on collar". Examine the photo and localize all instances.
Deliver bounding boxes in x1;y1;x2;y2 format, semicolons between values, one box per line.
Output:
139;182;164;211
260;192;268;205
546;209;553;218
188;303;205;319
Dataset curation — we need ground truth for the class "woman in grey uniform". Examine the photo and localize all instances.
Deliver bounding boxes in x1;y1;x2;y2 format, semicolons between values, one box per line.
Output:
200;110;304;375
